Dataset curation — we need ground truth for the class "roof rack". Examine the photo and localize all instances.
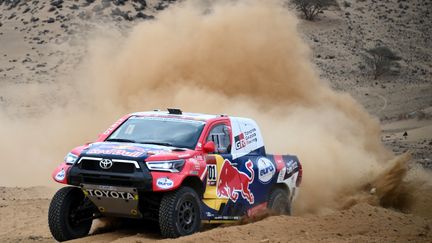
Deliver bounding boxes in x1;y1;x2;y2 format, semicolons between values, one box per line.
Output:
167;108;182;115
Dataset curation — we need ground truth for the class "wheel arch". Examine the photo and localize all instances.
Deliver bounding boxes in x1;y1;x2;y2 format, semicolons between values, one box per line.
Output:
269;183;290;200
180;176;204;198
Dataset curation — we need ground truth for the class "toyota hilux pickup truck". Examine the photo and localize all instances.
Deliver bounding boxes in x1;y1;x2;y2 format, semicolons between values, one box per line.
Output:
48;109;302;241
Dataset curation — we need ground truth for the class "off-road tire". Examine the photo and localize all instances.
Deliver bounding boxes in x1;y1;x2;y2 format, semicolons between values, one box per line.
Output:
159;186;201;238
268;188;291;215
48;186;93;242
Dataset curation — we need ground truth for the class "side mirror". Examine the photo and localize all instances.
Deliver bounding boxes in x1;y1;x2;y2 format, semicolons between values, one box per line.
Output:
203;141;216;153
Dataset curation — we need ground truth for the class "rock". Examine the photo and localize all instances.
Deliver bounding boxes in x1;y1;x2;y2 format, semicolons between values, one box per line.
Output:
112;7;130;20
5;0;20;9
113;0;126;5
8;13;17;20
78;11;89;20
69;4;79;10
46;18;55;23
155;2;168;11
92;4;104;12
22;57;32;63
134;0;147;11
50;0;63;8
83;0;95;7
101;0;111;9
28;235;42;241
136;12;154;20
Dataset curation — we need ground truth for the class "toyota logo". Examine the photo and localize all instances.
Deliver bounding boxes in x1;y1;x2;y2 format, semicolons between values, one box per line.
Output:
99;159;113;169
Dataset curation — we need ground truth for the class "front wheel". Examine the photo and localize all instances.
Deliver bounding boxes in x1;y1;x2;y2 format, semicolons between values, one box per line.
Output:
159;186;201;238
48;186;94;242
268;187;291;215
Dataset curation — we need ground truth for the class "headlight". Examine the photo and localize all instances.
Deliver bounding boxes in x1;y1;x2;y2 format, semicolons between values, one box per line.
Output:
146;159;185;172
64;153;78;165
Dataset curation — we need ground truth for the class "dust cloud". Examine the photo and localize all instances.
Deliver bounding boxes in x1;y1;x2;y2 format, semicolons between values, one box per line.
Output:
0;0;428;214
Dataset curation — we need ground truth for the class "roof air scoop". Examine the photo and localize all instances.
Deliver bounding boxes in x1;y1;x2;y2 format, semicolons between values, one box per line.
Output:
167;108;182;115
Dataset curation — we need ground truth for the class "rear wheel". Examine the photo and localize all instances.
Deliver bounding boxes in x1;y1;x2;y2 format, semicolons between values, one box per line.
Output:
159;186;201;238
48;186;95;242
268;188;291;215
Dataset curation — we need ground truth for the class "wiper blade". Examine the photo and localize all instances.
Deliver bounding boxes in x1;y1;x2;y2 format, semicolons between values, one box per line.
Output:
139;141;175;147
105;138;136;143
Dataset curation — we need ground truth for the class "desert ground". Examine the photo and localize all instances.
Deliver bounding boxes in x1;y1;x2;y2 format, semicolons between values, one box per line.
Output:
0;0;431;242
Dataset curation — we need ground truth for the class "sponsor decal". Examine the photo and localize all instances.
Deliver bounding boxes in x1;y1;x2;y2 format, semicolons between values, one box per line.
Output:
286;160;298;175
87;148;144;157
55;169;66;181
156;177;174;189
85;189;136;200
217;159;255;204
87;143;169;157
234;128;258;150
277;160;299;184
277;167;287;183
257;157;275;183
234;133;246;150
115;145;146;152
214;215;241;220
103;117;126;135
190;158;200;170
131;116;206;124
146;150;166;155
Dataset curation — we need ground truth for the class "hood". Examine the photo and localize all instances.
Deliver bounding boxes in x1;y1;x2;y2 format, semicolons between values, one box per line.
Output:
80;142;192;161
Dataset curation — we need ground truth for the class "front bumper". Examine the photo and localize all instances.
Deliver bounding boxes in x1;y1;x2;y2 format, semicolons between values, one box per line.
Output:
68;158;153;191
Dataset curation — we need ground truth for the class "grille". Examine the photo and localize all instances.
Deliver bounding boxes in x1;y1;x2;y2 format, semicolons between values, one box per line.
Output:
79;174;136;187
79;159;136;173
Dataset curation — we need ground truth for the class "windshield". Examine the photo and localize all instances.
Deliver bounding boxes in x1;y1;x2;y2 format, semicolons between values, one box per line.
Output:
106;116;205;149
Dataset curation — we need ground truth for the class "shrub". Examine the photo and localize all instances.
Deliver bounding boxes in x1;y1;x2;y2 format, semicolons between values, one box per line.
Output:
365;46;402;80
292;0;338;20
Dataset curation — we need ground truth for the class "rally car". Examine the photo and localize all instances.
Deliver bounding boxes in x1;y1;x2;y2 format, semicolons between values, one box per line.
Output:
48;109;302;241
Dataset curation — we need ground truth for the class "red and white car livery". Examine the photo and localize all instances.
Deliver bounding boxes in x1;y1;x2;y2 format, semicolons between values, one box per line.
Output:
48;109;302;241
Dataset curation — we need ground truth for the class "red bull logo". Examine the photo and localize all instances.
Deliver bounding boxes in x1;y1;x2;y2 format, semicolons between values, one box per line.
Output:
217;159;255;204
